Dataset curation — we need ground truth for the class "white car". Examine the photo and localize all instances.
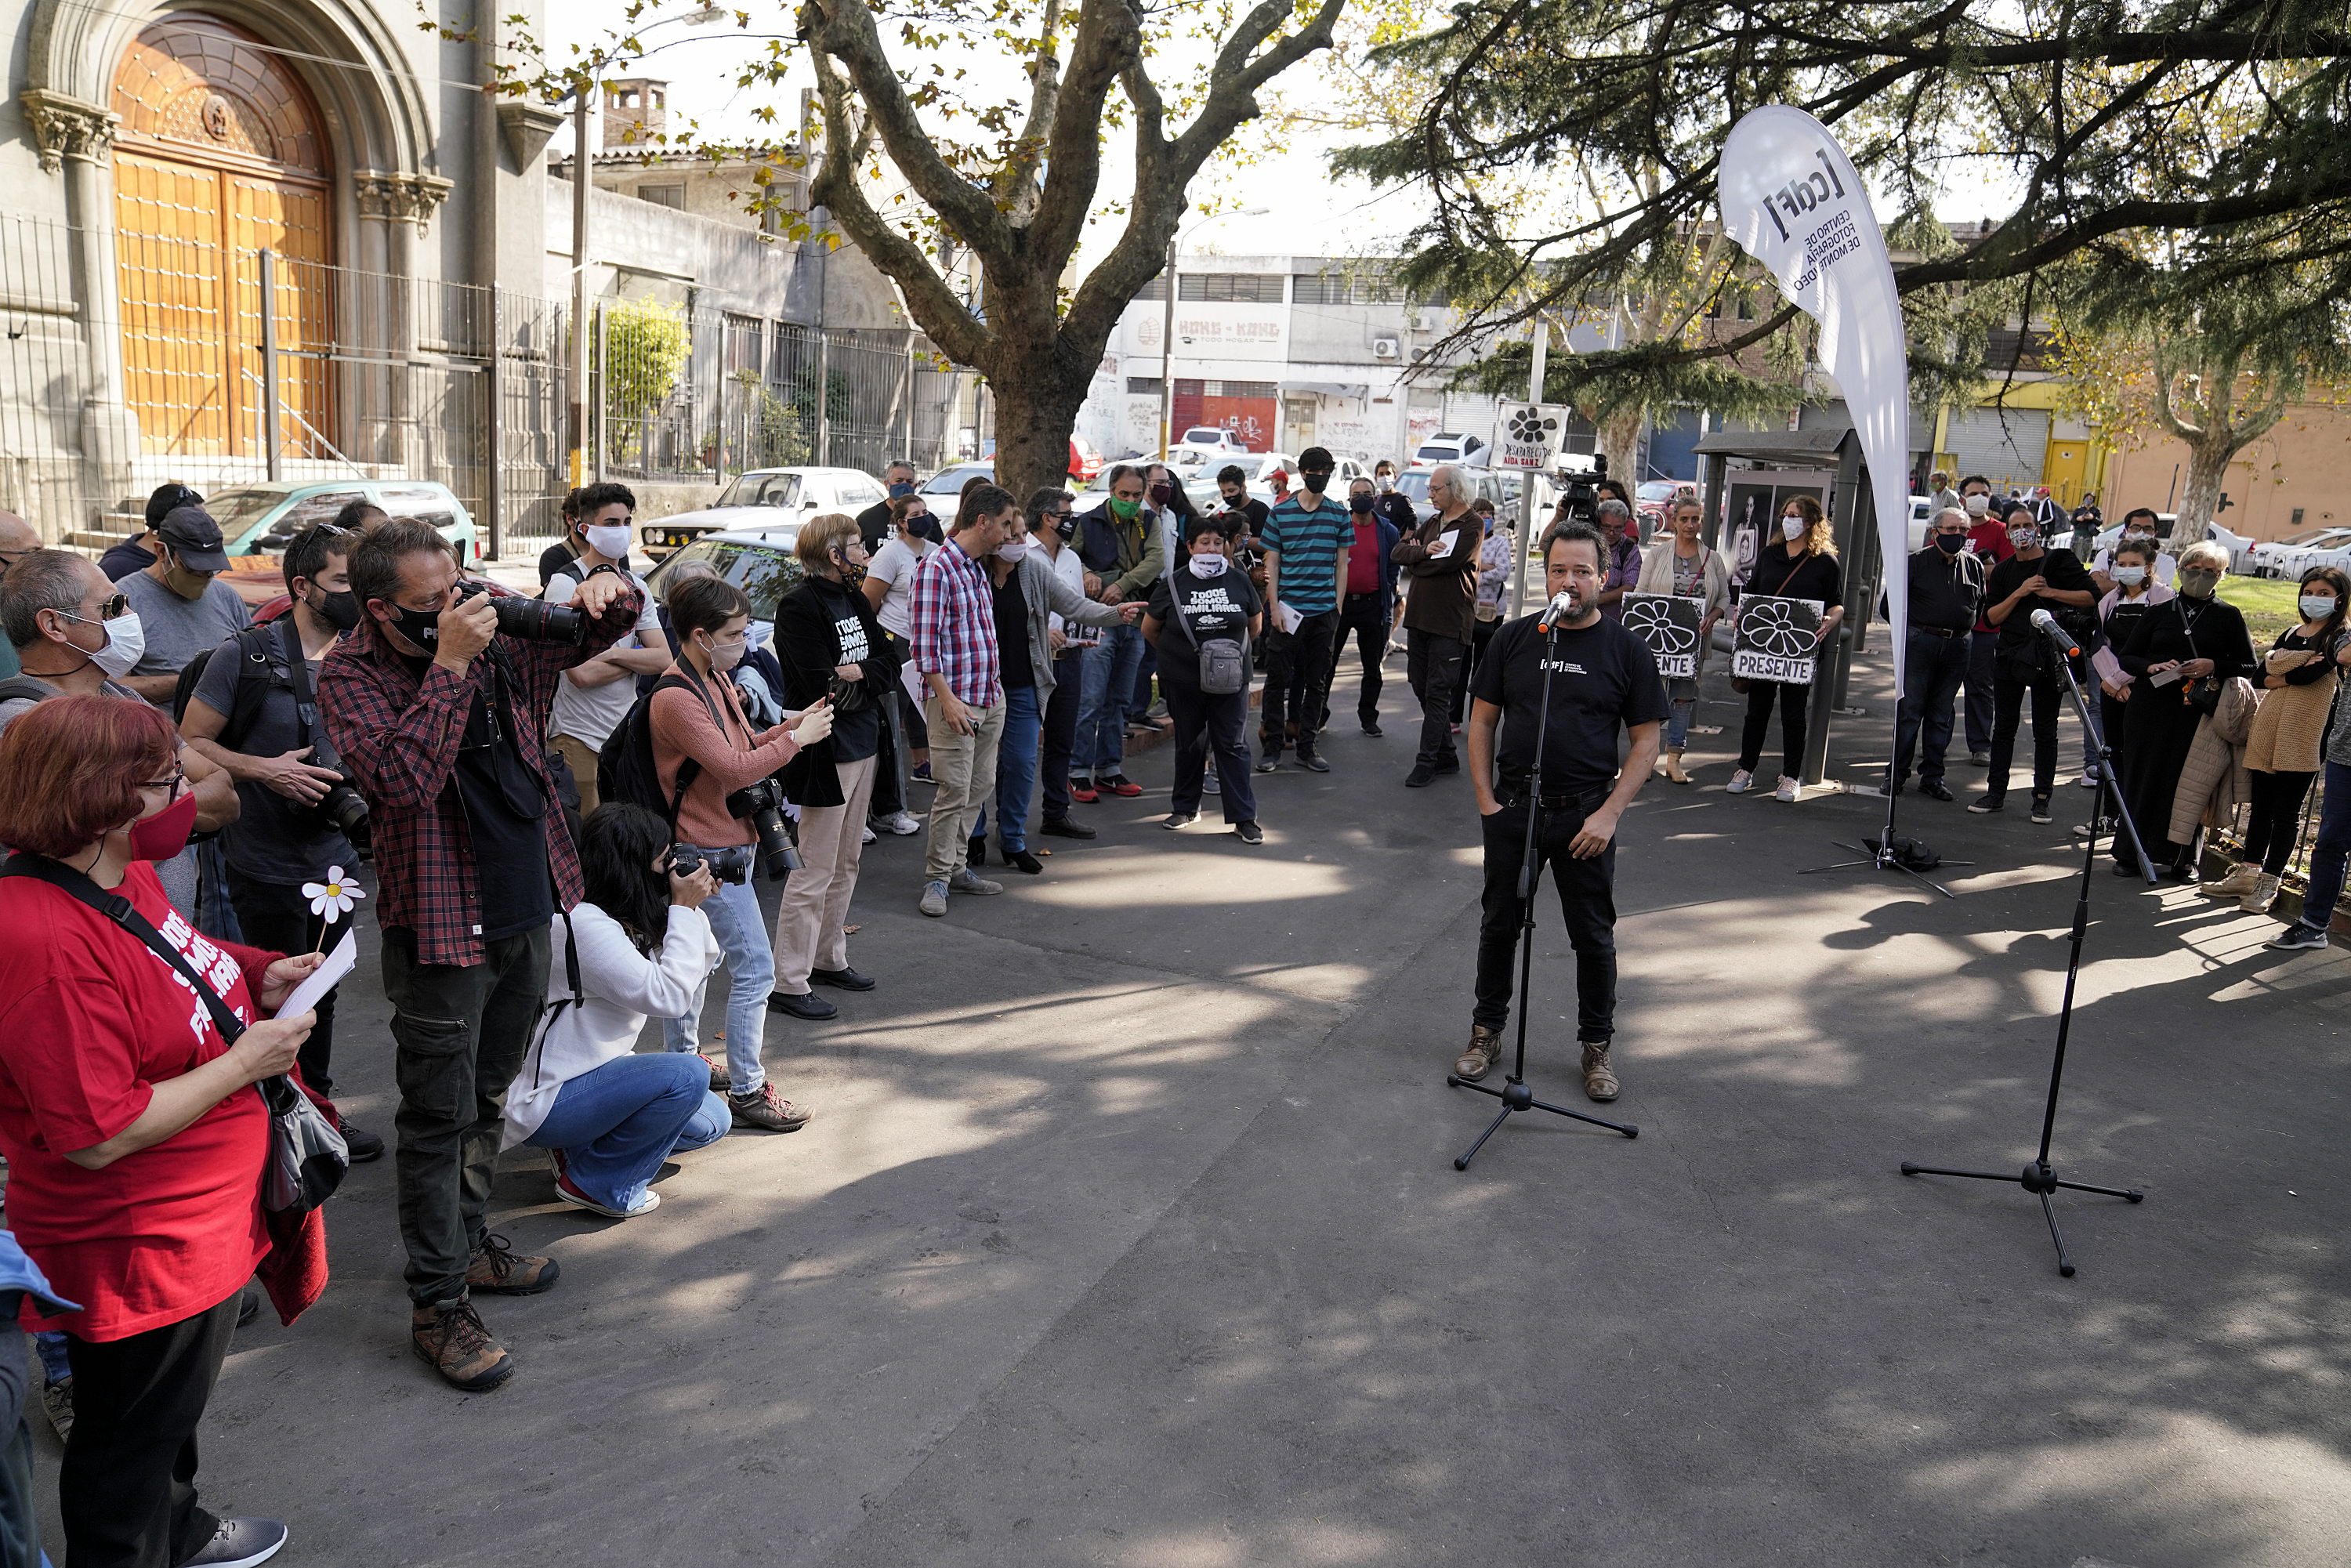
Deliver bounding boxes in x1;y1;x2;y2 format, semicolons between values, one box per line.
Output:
639;466;889;558
2250;527;2351;578
1907;494;1934;553
1407;431;1491;469
1245;454;1367;507
1176;426;1250;454
2091;515;2255;573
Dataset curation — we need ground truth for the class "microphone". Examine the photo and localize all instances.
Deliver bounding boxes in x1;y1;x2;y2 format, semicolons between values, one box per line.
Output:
2029;607;2081;657
1538;589;1581;632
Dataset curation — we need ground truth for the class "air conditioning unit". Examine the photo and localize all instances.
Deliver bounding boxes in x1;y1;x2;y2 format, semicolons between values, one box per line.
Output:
1371;336;1401;359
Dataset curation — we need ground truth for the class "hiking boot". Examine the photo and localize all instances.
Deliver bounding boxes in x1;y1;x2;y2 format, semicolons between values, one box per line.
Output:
948;867;1004;896
1453;1024;1503;1082
467;1234;559;1295
1580;1040;1620;1102
729;1083;811;1132
700;1052;730;1092
2201;861;2259;898
918;879;949;917
2241;871;2282;914
1659;747;1690;785
412;1298;514;1392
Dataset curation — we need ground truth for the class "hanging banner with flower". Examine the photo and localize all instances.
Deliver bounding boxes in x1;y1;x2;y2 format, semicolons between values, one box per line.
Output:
1732;596;1825;684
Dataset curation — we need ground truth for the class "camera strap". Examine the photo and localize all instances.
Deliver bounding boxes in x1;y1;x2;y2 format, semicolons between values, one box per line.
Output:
280;618;318;747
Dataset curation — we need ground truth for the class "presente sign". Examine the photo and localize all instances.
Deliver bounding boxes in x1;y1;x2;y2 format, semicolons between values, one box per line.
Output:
1731;595;1825;685
1493;404;1570;470
1622;593;1704;679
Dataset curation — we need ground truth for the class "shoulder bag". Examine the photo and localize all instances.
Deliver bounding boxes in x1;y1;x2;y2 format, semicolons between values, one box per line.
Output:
1161;572;1250;696
0;855;348;1213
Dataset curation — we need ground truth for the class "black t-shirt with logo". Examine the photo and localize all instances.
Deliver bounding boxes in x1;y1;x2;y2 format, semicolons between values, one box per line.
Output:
1987;549;2093;651
1147;564;1263;690
1470;612;1670;795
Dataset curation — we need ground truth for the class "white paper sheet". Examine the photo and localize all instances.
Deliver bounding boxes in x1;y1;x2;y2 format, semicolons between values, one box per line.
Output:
1273;600;1303;635
274;930;356;1020
1423;531;1458;560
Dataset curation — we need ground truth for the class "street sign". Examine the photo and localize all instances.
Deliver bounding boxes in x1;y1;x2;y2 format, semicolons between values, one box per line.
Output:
1494;403;1569;469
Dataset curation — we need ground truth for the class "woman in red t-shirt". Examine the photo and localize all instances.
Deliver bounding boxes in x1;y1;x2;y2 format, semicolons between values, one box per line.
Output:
0;697;318;1568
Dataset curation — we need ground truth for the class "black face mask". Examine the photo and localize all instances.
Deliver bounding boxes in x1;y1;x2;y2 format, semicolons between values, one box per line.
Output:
1349;496;1373;515
1301;471;1332;495
310;588;361;632
1148;482;1172;505
382;600;444;651
1935;533;1965;556
907;514;943;544
1055;513;1078;541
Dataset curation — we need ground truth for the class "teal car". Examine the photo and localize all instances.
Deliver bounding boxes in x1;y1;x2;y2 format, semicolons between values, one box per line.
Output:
197;480;484;566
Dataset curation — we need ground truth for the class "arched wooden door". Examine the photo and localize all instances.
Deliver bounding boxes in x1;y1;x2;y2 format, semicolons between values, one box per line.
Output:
111;14;332;458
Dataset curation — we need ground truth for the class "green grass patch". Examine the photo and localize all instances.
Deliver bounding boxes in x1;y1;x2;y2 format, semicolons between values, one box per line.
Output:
2218;575;2300;646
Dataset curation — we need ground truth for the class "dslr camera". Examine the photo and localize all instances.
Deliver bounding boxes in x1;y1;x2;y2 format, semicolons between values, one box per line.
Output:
667;842;755;885
308;767;372;858
725;777;803;882
455;579;588;645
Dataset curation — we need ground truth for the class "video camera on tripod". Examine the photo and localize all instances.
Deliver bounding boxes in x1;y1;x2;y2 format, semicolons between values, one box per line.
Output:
1551;452;1608;528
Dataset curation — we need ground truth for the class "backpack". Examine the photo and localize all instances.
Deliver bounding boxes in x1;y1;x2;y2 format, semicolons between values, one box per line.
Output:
596;672;703;831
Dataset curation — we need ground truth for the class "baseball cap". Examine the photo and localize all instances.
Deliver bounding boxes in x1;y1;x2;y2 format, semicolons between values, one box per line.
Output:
145;482;204;528
155;505;232;574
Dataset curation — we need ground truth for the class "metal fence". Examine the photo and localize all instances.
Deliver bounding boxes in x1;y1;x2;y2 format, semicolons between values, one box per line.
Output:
0;209;958;559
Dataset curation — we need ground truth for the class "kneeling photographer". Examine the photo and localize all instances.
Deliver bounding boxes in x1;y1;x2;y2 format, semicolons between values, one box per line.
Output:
180;520;384;1159
319;515;645;1391
649;574;833;1133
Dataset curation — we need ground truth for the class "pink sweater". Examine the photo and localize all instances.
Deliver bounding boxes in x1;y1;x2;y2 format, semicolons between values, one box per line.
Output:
649;664;799;846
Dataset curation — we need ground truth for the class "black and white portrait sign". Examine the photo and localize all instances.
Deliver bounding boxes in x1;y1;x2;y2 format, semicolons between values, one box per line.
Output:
1732;596;1825;684
1621;593;1704;679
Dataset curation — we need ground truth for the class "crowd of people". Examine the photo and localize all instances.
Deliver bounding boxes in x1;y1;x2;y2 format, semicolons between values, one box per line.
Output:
0;451;2335;1566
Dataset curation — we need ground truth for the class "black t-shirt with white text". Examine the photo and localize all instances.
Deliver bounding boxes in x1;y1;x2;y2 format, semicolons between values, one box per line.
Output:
1987;549;2093;650
1147;564;1264;688
1470;612;1670;795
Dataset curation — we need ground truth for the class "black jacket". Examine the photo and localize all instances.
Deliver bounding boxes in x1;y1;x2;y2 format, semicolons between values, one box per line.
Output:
770;574;900;809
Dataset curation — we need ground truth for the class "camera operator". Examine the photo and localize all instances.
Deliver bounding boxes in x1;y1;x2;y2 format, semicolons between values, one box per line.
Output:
650;574;833;1133
1458;521;1667;1103
179;521;384;1161
317;516;643;1392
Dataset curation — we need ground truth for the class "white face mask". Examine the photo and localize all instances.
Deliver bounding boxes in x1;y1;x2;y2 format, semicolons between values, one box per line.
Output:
2009;528;2038;551
701;630;748;672
2301;596;2338;621
67;608;146;679
2111;565;2147;588
996;538;1029;563
1188;550;1229;578
1964;494;1991;516
585;523;632;559
1781;516;1806;541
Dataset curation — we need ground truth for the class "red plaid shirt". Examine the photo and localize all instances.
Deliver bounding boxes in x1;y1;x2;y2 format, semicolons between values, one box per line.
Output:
909;537;1002;708
317;581;644;967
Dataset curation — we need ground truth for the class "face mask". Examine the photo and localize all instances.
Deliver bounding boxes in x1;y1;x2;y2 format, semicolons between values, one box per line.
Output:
906;515;941;544
1110;498;1141;520
2111;565;2147;588
1935;533;1965;555
700;630;748;672
384;601;444;651
1188;551;1229;578
1056;514;1078;542
1965;495;1991;516
2301;596;2338;621
1781;517;1806;541
80;609;145;679
997;538;1028;563
2177;567;2220;600
1349;496;1373;516
1148;482;1172;505
128;788;197;863
585;523;632;559
2009;529;2037;551
308;588;361;632
888;481;915;498
162;559;212;601
1301;471;1331;495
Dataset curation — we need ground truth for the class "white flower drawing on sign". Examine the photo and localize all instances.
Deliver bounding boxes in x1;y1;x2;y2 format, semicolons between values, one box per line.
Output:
1743;599;1814;659
1624;596;1697;654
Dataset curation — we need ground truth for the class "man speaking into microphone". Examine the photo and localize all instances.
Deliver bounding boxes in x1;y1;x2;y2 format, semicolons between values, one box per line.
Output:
1455;521;1668;1100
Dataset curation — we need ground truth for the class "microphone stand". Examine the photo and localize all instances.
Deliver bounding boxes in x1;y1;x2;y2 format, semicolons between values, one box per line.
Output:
1800;613;1972;899
1899;617;2155;1275
1447;602;1639;1170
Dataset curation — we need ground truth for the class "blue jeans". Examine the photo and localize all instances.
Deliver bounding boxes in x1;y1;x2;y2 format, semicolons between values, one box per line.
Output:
2291;759;2351;936
661;866;774;1095
1665;676;1697;749
1894;628;1970;782
1072;622;1144;777
974;683;1043;852
524;1054;727;1212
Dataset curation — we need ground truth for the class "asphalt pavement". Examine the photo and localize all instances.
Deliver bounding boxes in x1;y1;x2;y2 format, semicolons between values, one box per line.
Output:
44;642;2348;1567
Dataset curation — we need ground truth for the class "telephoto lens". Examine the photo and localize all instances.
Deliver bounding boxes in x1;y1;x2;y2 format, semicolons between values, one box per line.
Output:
457;581;588;643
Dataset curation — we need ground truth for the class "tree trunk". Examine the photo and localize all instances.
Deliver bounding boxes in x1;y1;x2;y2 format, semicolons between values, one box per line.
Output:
987;355;1092;506
2168;430;2233;556
1599;406;1646;482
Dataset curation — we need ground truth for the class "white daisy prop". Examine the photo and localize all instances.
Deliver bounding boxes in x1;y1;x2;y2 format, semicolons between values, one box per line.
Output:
301;867;365;950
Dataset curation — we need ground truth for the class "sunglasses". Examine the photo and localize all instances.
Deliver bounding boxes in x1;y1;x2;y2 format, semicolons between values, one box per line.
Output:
63;593;130;625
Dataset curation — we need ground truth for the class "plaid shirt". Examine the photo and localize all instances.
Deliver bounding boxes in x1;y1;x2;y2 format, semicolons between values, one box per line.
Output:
908;537;1001;708
317;580;644;968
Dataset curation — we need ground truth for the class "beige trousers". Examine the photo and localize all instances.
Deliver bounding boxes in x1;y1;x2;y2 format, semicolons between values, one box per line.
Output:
923;695;1005;882
549;730;603;818
770;755;878;994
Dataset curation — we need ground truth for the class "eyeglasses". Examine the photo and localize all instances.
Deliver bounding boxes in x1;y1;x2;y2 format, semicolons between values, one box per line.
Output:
140;765;187;797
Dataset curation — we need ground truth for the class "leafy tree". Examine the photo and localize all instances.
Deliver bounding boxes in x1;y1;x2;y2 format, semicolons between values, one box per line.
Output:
603;298;693;466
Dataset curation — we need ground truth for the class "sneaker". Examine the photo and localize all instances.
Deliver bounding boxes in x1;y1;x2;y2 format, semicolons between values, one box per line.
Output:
910;762;935;785
1968;792;2006;813
1041;816;1097;840
874;809;922;836
1725;769;1755;794
2078;766;2103;788
1361;720;1383;737
336;1115;386;1163
411;1298;513;1391
1099;774;1144;798
1432;753;1461;774
2266;923;2331;951
1773;775;1800;802
1234;820;1264;846
555;1172;658;1219
1579;1040;1619;1103
1404;764;1436;788
1453;1024;1502;1082
2029;793;2053;824
39;1378;70;1443
1967;751;1991;767
1296;752;1331;773
1252;756;1281;774
918;879;949;917
861;824;878;845
768;990;839;1021
2241;871;2282;914
2201;862;2260;898
1070;777;1100;804
467;1234;559;1295
177;1517;290;1568
1203;766;1221;795
1163;811;1198;831
948;867;1005;895
729;1083;812;1132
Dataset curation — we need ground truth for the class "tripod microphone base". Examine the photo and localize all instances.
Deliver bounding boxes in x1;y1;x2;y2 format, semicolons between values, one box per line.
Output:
1900;1160;2146;1276
1446;1073;1637;1169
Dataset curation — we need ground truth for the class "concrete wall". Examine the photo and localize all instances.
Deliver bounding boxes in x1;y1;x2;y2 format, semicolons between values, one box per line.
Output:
2103;404;2351;543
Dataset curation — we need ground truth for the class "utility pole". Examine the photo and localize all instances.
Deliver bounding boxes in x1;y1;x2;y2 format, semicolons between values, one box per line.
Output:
1509;315;1549;617
1156;233;1177;460
568;85;592;488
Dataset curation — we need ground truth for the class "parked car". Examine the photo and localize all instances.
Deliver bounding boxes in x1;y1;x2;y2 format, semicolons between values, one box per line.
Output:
1070;436;1105;482
2088;514;2255;571
1389;467;1524;527
202;479;482;567
1072;468;1223;515
1633;480;1689;537
2249;527;2351;578
1176;427;1250;454
1245;454;1367;507
643;526;806;625
1907;494;1935;553
639;466;889;559
918;461;998;501
1407;432;1490;470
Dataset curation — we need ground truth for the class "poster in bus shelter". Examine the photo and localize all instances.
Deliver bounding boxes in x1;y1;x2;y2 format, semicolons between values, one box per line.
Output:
1731;596;1826;685
1621;593;1704;679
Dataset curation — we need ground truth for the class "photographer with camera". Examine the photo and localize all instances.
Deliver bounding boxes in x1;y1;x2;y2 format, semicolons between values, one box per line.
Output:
317;516;643;1390
179;521;384;1161
650;574;833;1131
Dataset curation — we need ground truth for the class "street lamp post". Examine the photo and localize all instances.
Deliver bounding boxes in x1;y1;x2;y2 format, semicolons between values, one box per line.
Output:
1156;207;1268;459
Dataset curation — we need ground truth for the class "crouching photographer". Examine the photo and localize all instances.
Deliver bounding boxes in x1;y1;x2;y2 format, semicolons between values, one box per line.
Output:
649;574;833;1133
317;516;643;1391
180;521;385;1160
